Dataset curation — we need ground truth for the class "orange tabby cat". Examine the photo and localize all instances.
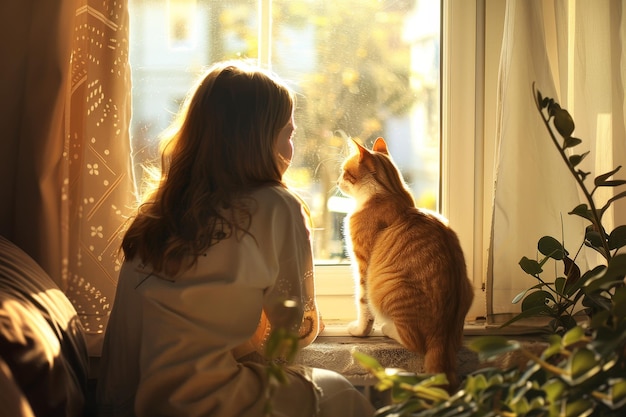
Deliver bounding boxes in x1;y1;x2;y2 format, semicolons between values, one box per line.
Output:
337;137;474;390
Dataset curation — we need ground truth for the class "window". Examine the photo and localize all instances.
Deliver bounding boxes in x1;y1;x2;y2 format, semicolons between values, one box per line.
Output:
128;0;487;329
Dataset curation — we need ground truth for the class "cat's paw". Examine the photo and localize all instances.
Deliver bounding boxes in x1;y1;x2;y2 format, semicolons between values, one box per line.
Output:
347;320;369;337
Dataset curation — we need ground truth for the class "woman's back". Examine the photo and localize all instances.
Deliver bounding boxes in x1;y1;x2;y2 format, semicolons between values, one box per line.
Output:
97;185;317;417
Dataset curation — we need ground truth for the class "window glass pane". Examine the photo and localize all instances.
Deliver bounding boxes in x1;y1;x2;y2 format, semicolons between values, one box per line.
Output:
128;0;440;264
128;0;258;169
272;1;440;262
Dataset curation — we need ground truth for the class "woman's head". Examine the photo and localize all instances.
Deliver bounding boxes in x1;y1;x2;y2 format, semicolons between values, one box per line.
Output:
124;60;297;274
163;60;296;190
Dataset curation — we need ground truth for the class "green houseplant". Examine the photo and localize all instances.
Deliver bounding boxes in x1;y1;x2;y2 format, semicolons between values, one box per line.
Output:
354;86;626;416
504;84;626;335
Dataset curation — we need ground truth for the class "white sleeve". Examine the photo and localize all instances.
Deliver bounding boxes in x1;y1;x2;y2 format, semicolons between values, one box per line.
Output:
248;189;320;354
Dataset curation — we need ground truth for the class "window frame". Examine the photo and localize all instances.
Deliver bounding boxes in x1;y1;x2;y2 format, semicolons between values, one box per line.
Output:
441;0;488;323
311;0;504;331
441;0;506;324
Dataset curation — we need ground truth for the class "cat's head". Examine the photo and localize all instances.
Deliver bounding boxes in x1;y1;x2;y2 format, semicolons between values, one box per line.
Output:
337;137;414;207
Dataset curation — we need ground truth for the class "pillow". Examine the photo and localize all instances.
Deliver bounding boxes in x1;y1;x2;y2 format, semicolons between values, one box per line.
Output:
0;235;89;417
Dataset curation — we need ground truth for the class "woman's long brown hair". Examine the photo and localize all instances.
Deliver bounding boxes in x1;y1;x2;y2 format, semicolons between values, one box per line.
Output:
122;61;295;276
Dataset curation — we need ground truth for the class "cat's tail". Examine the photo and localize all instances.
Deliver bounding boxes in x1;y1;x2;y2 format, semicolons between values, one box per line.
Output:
443;264;474;392
448;238;475;354
425;256;473;392
423;342;459;392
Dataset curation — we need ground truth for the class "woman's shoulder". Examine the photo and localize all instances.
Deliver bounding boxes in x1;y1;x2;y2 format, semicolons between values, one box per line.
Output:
250;184;304;211
248;185;311;231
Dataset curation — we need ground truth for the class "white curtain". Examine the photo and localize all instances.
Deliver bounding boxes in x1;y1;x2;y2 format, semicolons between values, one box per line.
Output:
489;0;626;317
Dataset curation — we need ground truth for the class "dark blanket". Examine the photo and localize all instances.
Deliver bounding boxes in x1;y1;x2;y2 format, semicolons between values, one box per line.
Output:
0;235;89;417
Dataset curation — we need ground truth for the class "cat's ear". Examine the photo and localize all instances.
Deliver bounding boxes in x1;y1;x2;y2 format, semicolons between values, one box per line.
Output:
373;137;389;155
350;138;369;162
350;139;376;172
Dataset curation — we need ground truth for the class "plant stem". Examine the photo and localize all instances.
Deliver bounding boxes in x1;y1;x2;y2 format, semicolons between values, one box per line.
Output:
533;87;612;261
521;348;567;376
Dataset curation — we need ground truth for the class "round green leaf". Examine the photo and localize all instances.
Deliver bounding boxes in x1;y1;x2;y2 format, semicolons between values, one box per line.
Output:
464;373;489;392
565;348;601;385
563;136;582;149
542;378;566;403
609;225;626;250
522;290;555;311
554;108;575;138
569;151;589;167
564;397;594;417
561;326;586;348
520;256;543;275
609;378;626;408
585;229;604;248
569;204;594;221
538;236;566;260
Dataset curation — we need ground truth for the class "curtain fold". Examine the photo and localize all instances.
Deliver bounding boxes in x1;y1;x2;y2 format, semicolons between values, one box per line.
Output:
489;0;626;318
0;0;75;274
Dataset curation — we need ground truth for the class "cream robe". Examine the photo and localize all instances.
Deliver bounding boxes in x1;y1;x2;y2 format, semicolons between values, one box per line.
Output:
96;185;323;417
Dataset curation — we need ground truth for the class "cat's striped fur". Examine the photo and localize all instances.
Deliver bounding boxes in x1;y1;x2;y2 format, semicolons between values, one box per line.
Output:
338;137;474;390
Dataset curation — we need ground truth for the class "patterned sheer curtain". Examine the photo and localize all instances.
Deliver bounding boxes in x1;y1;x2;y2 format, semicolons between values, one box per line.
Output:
489;0;626;318
0;0;134;357
64;0;134;356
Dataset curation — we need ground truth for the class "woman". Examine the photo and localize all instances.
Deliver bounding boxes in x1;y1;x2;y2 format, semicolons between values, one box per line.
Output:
96;60;374;417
